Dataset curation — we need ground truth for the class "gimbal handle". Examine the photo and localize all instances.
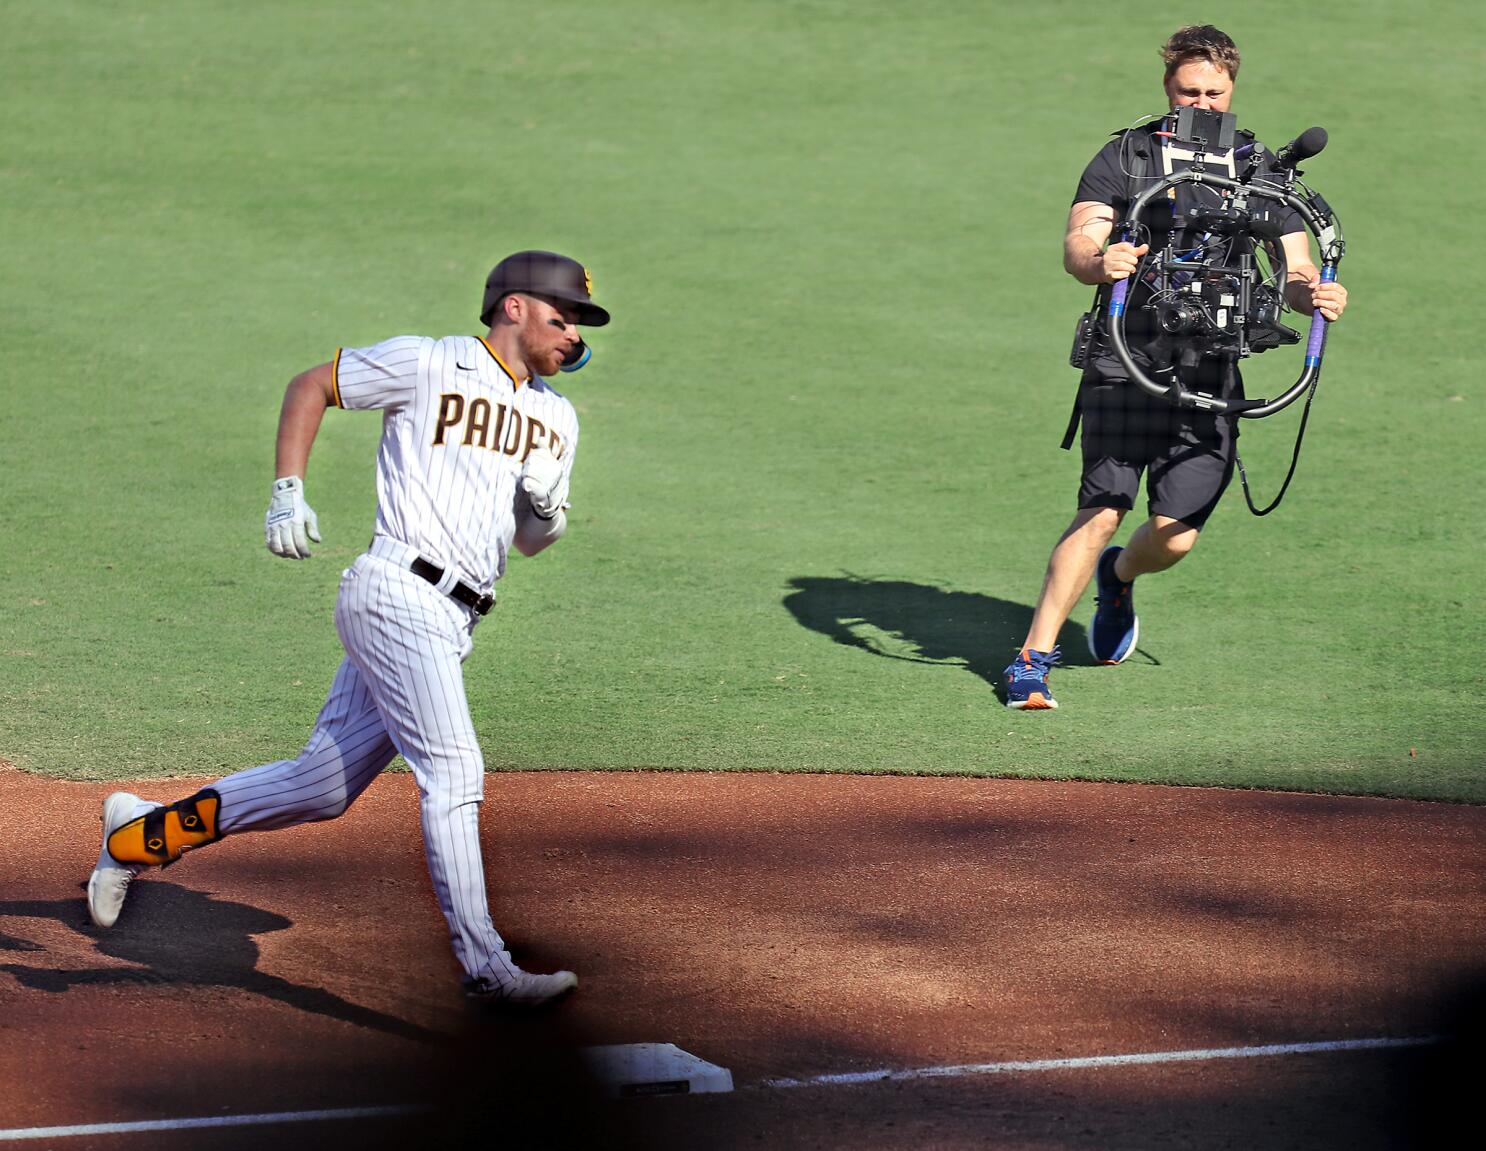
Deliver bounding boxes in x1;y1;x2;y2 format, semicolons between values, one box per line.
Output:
1105;169;1343;418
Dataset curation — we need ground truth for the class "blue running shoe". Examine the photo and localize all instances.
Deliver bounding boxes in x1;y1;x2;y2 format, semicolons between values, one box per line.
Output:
1089;546;1138;664
1003;646;1060;710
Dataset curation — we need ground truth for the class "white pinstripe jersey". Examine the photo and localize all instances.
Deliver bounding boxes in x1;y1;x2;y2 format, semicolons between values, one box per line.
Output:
331;334;578;590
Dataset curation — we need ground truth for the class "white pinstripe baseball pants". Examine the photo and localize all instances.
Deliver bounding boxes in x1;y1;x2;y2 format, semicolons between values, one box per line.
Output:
210;552;522;990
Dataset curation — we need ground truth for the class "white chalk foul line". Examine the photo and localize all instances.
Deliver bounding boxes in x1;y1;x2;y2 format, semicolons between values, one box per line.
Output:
0;1105;430;1143
0;1036;1443;1139
760;1036;1442;1089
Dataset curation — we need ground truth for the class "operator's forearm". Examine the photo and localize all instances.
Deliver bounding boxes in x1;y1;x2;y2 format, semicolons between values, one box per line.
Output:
1278;232;1330;318
1064;234;1109;286
1284;271;1320;315
274;364;336;478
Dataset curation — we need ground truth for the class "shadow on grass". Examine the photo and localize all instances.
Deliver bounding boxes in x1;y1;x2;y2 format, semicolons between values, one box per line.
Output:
0;884;440;1043
783;573;1137;686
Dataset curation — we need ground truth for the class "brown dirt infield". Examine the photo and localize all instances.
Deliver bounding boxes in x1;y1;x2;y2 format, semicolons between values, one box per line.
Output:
1;765;1483;1149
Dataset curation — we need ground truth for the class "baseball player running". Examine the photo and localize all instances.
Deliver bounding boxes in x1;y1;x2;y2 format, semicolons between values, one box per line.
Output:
87;251;609;1007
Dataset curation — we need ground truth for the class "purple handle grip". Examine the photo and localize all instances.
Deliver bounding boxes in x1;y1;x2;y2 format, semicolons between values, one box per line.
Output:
1305;313;1327;360
1107;229;1136;316
1304;265;1337;365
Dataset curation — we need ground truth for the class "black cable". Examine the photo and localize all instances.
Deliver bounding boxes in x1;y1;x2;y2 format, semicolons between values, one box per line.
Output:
1235;372;1322;515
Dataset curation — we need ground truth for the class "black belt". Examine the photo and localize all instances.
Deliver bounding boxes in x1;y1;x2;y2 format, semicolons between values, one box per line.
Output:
410;558;495;616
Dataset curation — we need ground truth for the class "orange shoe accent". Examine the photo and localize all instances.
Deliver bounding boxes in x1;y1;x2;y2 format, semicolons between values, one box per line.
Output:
107;790;222;867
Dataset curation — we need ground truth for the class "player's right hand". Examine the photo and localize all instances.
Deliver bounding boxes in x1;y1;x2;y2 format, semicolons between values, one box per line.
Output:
265;476;322;559
1102;242;1149;282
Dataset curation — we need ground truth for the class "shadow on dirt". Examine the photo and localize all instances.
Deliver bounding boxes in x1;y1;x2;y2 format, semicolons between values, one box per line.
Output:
0;886;666;1149
0;884;440;1043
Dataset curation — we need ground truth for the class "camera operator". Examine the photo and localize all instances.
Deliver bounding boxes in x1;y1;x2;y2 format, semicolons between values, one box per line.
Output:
1002;24;1348;711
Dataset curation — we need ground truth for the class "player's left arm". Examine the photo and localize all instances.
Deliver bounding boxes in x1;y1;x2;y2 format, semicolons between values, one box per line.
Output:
513;444;569;554
1280;231;1348;321
513;502;566;556
514;421;577;557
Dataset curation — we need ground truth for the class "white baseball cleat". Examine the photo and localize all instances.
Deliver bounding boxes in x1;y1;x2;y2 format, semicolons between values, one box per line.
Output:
465;969;579;1008
87;791;151;928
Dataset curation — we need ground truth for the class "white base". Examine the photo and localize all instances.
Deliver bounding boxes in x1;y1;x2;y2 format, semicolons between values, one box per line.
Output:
580;1043;734;1098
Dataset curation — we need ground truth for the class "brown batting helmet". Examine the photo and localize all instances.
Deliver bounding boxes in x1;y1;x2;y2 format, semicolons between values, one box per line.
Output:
480;251;610;328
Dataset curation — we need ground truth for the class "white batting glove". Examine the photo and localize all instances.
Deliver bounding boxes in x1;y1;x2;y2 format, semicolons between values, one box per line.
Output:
264;476;321;559
519;435;569;520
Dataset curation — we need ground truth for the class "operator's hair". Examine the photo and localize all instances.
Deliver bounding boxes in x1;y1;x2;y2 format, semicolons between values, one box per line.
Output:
1160;25;1240;81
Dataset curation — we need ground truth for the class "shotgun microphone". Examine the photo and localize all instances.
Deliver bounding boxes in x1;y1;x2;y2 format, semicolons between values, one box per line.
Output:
1274;127;1328;169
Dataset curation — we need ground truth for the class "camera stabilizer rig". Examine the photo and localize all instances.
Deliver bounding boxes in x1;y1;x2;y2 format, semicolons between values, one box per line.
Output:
1100;108;1345;512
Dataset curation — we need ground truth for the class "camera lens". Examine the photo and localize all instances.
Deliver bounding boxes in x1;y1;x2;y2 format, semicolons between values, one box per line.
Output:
1157;301;1200;335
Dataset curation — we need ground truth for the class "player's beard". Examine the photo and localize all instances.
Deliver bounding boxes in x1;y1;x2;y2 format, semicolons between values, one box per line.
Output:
519;330;567;378
538;344;568;377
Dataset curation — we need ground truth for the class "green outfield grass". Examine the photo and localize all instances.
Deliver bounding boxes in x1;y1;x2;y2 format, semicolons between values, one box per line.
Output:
3;1;1482;800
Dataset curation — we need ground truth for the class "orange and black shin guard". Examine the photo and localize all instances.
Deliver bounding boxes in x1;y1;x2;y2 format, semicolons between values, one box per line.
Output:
106;788;223;867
